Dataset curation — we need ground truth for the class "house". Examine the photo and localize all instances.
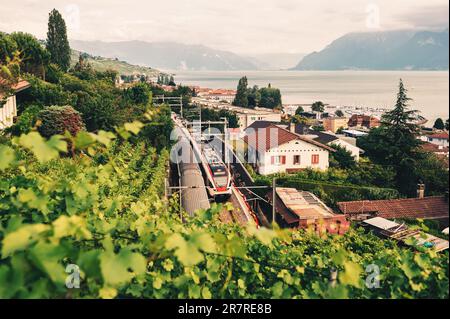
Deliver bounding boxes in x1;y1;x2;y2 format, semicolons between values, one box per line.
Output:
348;114;380;129
322;117;348;133
421;142;449;168
271;187;350;234
290;123;362;161
0;79;31;130
427;132;449;148
360;217;448;252
338;192;449;224
236;108;282;130
244;121;334;175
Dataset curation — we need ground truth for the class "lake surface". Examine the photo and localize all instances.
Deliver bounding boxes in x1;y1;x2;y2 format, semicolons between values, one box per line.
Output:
174;71;449;123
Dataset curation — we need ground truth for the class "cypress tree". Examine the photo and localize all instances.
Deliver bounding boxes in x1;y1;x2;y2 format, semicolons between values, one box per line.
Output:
233;76;248;108
46;9;71;71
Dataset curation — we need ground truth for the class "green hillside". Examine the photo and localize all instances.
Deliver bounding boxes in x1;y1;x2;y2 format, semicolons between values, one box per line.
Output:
70;50;160;77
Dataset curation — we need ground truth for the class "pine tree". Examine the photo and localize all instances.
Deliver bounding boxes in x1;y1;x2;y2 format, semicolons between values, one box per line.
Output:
359;79;423;195
46;9;71;71
381;79;418;134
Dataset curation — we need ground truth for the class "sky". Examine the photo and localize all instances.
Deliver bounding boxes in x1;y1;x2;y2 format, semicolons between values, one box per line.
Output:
0;0;448;55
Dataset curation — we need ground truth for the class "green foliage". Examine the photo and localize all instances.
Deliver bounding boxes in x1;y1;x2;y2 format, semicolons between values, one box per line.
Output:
37;105;85;138
9;32;49;79
295;106;304;115
0;32;18;63
0;118;448;299
233;76;249;108
6;105;42;136
123;82;152;106
259;86;282;109
311;101;325;113
232;77;282;110
358;80;437;196
247;85;261;108
330;144;356;169
46;9;71;71
256;176;399;208
335;110;344;117
0;51;21;99
433;118;445;130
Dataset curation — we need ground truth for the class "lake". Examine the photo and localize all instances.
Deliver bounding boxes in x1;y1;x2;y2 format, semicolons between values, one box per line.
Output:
174;70;449;124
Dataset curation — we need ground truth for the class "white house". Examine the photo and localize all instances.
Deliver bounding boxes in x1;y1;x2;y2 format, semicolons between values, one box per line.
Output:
290;123;363;161
427;132;449;148
244;122;333;175
0;80;30;130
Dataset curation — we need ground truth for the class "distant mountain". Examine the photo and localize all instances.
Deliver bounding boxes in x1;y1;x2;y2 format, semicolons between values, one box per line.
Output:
70;40;259;71
292;29;449;70
250;53;307;70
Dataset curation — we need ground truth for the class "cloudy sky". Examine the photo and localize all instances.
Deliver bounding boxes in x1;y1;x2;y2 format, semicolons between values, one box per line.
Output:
0;0;448;54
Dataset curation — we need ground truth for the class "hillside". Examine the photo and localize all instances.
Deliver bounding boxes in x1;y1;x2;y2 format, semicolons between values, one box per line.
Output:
70;40;259;71
292;29;449;70
70;50;160;77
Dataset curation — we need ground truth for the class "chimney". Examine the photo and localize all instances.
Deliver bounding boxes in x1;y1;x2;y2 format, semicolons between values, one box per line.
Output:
417;183;425;199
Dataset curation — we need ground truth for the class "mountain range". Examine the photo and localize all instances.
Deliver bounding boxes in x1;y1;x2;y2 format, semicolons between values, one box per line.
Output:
70;40;260;71
292;29;449;70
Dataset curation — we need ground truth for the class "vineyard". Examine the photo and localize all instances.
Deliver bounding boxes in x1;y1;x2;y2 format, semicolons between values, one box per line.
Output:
0;114;448;299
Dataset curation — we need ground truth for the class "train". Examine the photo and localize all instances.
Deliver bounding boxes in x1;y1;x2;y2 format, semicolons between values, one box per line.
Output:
199;140;232;201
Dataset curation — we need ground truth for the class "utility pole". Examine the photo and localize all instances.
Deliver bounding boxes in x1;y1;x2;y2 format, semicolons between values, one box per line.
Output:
272;177;277;227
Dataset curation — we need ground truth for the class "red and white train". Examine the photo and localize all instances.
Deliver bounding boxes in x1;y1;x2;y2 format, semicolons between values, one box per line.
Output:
199;141;232;201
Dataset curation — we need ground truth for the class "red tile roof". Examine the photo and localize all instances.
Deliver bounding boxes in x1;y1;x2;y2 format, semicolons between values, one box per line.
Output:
421;142;449;153
244;124;334;153
338;196;449;220
428;132;449;140
0;79;30;98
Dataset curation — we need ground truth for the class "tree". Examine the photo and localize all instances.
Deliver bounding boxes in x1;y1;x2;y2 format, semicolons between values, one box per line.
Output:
247;85;260;108
295;106;304;115
168;75;176;86
46;9;71;71
0;32;18;63
433;118;445;130
358;79;423;195
0;51;21;100
446;119;449;131
8;32;50;79
335;110;344;117
311;101;325;118
233;76;248;108
330;144;356;169
259;86;282;109
37;105;85;138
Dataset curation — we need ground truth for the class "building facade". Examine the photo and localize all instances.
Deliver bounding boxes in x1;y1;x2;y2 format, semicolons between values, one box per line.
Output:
0;80;30;130
244;123;333;175
323;117;348;133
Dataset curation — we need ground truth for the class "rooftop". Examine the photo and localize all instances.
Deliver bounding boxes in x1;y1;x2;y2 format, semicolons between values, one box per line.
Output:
0;79;31;99
428;132;449;140
244;123;334;152
276;187;335;220
338;196;449;220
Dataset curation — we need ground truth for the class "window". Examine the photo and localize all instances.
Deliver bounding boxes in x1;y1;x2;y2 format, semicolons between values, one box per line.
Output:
311;154;320;164
293;155;301;165
271;156;286;165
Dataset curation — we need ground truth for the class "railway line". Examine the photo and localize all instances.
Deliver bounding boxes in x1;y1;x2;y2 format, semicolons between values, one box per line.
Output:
171;113;258;226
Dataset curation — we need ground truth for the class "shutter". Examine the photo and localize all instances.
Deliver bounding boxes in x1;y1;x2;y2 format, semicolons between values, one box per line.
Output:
281;156;286;164
271;156;275;165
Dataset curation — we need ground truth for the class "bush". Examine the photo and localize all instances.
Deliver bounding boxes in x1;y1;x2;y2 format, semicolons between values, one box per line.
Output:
37;105;85;137
6;105;42;136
